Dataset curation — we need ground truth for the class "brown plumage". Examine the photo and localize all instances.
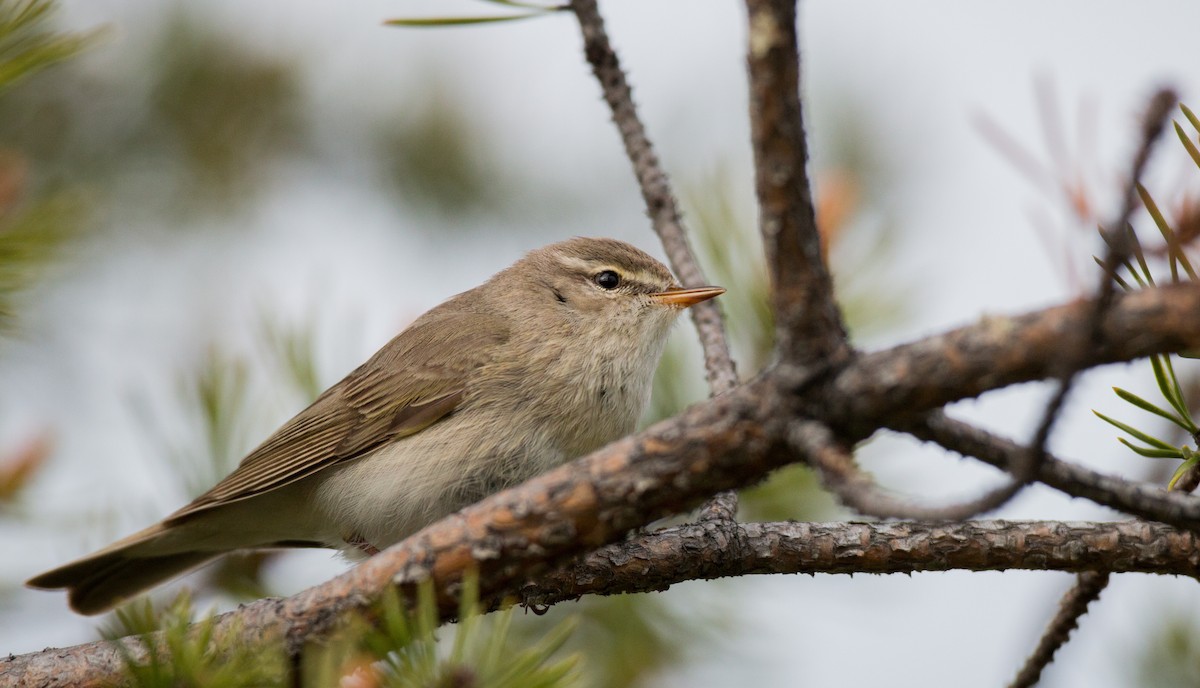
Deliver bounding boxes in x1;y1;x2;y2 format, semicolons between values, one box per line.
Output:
27;237;723;614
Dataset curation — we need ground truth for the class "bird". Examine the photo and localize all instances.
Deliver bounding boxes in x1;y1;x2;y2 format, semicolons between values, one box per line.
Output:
27;237;725;615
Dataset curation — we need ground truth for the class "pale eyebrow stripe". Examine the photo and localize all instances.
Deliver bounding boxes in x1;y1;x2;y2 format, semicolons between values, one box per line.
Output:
555;256;596;273
554;256;670;285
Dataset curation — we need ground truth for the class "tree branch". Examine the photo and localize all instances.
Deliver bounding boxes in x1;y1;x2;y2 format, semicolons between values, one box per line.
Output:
570;0;738;395
7;520;1195;687
743;0;849;367
520;521;1198;606
904;411;1200;529
1008;572;1110;688
3;383;781;687
791;420;1022;520
819;281;1200;438
1020;87;1176;488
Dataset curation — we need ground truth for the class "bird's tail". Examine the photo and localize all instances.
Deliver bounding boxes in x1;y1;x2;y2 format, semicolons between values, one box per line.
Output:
26;524;219;616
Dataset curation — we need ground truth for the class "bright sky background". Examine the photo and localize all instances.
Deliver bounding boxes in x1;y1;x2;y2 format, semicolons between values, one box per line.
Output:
5;1;1200;686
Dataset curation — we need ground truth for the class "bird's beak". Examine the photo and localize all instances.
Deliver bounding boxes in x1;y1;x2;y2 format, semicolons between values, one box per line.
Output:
650;286;726;308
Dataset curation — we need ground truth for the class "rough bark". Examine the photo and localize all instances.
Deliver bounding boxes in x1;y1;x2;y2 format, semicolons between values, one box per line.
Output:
520;520;1200;606
7;520;1197;687
745;0;850;367
819;281;1200;438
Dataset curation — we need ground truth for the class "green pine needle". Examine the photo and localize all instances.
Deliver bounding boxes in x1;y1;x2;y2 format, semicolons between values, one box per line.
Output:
477;0;568;10
1093;410;1177;451
0;0;100;95
1094;255;1135;291
0;1;96;333
384;0;567;27
1175;121;1200;171
385;13;551;27
1150;355;1192;421
1113;386;1196;433
1098;222;1154;287
363;578;580;688
1117;437;1184;459
105;593;286;688
1168;457;1200;490
1136;183;1199;281
259;314;324;402
1100;102;1200;488
1159;356;1193;423
1181;103;1200;136
0;194;85;332
1125;223;1156;286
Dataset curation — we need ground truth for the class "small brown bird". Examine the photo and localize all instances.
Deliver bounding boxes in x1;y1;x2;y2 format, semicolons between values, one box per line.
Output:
28;237;724;614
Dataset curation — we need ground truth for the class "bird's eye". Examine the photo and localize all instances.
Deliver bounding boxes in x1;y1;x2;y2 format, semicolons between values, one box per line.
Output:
594;270;621;290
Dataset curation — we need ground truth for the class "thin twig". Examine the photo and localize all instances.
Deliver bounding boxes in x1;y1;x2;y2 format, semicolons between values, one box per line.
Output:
902;411;1200;530
1021;89;1177;484
569;0;738;395
1012;395;1189;688
570;0;740;519
1004;89;1174;686
920;105;1188;682
1008;572;1110;688
1020;203;1180;688
743;0;850;367
791;421;1023;520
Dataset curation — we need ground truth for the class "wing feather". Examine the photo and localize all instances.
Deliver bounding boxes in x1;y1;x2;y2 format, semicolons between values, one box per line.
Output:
165;301;507;523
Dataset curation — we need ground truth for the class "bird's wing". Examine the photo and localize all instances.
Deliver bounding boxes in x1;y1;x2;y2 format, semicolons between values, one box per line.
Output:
165;303;508;523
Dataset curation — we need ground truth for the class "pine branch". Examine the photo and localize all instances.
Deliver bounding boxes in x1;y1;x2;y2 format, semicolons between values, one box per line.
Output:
6;520;1194;687
1008;572;1110;688
743;0;850;368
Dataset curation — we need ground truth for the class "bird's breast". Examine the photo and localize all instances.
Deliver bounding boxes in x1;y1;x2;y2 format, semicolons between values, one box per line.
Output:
314;328;666;552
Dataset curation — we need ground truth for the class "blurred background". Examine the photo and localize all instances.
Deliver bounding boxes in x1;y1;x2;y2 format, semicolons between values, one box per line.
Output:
3;0;1200;686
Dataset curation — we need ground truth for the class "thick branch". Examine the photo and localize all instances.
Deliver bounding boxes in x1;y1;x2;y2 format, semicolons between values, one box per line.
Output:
8;520;1197;686
819;285;1200;526
744;0;849;365
519;520;1198;607
820;281;1200;437
1;384;784;688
